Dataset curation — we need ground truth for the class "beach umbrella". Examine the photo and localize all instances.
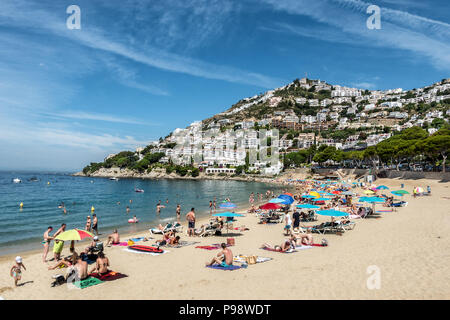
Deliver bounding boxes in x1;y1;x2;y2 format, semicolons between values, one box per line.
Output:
309;191;321;198
212;212;244;235
260;203;281;210
415;187;424;193
315;209;348;217
376;185;389;190
278;194;294;204
268;198;286;204
283;192;294;197
324;192;335;196
393;190;409;194
363;190;375;195
313;197;330;202
359;197;385;203
296;204;320;209
55;229;94;241
219;202;237;209
331;191;341;195
342;191;355;196
301;195;316;199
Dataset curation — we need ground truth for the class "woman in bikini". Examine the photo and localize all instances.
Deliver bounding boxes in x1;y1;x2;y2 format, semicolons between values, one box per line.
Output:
90;252;110;276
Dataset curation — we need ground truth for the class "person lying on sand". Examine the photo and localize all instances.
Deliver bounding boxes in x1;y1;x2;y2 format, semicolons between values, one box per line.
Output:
293;230;314;246
48;252;78;270
90;252;110;276
156;231;173;246
106;229;120;247
261;240;292;252
206;243;233;267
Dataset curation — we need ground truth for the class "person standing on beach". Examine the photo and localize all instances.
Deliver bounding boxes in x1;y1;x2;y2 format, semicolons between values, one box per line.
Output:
176;204;181;222
42;226;54;263
10;256;26;287
85;216;91;232
53;223;66;238
213;200;216;213
186;208;196;237
92;214;98;236
209;201;213;215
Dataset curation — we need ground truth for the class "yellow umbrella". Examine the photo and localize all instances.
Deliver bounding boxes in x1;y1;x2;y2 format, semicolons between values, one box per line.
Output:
309;191;320;198
55;229;94;241
363;190;374;195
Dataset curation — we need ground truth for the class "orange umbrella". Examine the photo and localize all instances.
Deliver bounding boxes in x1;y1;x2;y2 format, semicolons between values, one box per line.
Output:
283;192;294;197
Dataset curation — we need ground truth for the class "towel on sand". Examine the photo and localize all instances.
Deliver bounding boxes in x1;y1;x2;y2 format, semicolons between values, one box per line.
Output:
111;242;128;247
233;256;272;264
73;277;103;289
123;248;169;255
261;247;297;253
89;271;127;281
156;241;199;248
207;265;242;271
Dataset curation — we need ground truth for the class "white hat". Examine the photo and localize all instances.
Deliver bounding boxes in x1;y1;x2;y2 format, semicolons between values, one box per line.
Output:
93;236;99;241
15;256;22;263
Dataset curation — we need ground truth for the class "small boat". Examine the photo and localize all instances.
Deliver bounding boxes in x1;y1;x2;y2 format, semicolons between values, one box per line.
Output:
109;177;119;181
135;188;144;193
13;178;22;183
28;177;39;182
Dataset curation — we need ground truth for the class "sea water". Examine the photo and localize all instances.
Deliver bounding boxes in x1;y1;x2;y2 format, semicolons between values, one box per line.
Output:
0;171;282;255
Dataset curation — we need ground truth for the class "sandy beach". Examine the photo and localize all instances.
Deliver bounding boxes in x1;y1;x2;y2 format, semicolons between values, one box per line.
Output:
1;177;449;300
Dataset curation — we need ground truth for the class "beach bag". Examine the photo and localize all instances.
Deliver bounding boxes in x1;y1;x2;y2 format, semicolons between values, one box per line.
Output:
246;255;257;265
127;240;135;246
227;238;235;246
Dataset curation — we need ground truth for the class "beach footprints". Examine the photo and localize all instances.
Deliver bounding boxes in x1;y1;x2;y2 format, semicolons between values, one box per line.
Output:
366;265;381;290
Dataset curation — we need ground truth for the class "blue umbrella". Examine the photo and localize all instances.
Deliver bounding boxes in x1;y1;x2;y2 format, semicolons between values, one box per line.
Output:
313;197;330;202
301;195;316;199
219;202;237;209
359;197;384;203
376;185;389;190
212;212;244;217
296;204;320;209
278;194;294;204
269;198;286;204
315;209;348;217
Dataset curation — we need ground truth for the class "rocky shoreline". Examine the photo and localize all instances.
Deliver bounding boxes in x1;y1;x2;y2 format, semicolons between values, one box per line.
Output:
72;167;295;185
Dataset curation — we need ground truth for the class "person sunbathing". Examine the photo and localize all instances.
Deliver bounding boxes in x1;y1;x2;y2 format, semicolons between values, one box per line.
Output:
261;240;292;252
74;255;88;281
48;252;78;270
90;252;110;276
206;243;233;267
106;229;120;247
156;231;173;246
293;229;314;246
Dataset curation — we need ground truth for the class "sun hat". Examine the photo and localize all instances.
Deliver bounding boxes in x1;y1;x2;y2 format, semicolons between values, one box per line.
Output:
93;236;99;241
15;256;22;263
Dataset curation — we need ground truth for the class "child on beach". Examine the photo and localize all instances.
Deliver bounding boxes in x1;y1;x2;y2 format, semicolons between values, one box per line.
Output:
10;256;26;287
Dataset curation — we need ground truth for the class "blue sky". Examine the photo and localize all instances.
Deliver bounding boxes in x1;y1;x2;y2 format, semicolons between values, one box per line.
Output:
0;0;449;171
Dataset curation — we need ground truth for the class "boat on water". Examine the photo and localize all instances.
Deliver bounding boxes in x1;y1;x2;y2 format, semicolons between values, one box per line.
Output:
135;188;144;193
109;177;119;181
28;177;39;182
12;178;22;183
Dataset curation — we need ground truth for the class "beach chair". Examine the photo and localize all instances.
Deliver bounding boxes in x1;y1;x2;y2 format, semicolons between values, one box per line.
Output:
149;223;173;235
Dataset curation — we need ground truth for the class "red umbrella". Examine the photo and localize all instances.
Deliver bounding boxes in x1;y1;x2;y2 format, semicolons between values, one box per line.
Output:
332;191;341;195
260;203;281;210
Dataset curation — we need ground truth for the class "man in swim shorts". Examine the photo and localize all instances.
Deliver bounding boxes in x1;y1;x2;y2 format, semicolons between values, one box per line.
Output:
106;229;120;246
206;243;233;267
92;214;98;236
53;239;64;261
186;208;196;237
43;226;54;263
176;204;181;223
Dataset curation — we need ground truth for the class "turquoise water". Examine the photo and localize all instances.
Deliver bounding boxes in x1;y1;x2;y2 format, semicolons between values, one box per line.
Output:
0;172;281;255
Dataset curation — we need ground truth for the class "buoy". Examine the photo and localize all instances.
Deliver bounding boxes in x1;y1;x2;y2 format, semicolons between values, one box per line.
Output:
19;202;23;208
91;206;95;212
47;182;50;185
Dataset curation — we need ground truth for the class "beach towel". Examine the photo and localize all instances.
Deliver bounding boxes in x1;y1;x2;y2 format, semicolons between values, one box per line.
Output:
111;242;128;247
261;247;297;253
89;271;127;281
376;210;393;213
123;248;169;256
294;245;314;250
233;256;272;264
73;277;103;289
157;241;200;248
195;245;220;250
129;237;144;242
207;265;242;271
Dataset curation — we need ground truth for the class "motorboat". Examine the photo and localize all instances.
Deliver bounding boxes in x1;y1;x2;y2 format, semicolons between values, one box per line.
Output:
109;177;119;181
135;188;144;193
13;178;22;183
